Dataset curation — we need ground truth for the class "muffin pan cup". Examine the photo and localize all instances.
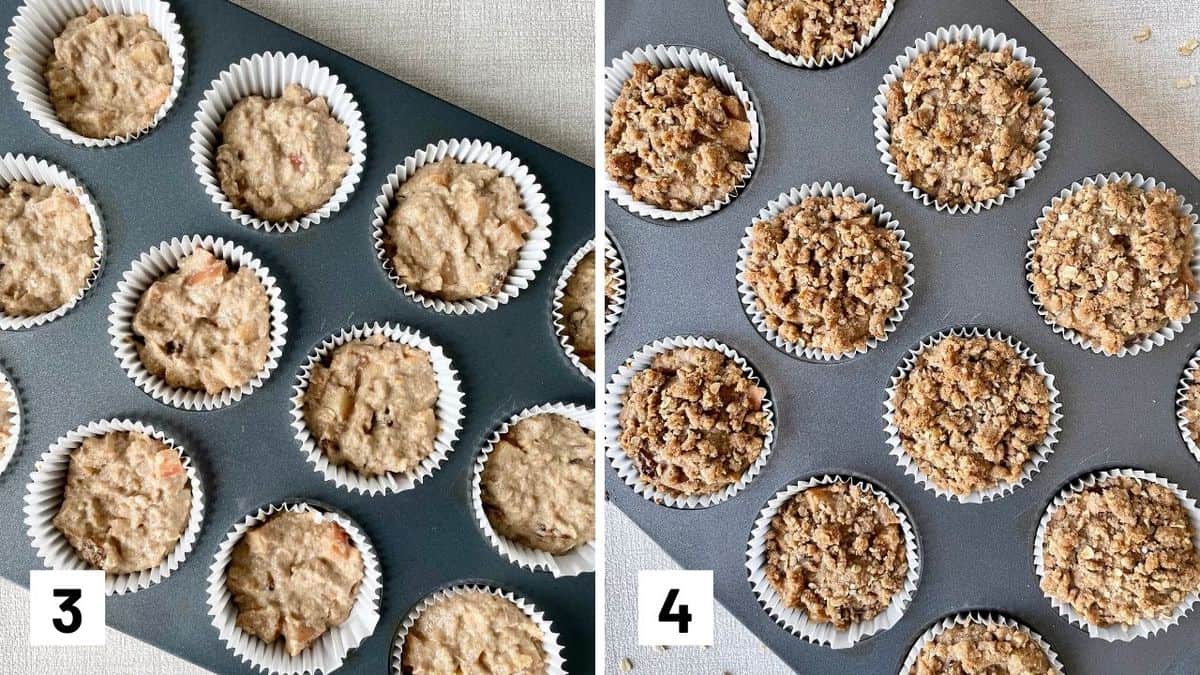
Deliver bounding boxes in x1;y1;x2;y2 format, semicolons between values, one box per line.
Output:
189;51;367;234
735;182;914;362
471;402;597;577
23;418;206;595
602;229;627;337
0;153;105;330
0;365;20;479
745;473;920;649
206;500;383;675
5;0;186;147
606;335;776;509
551;240;599;381
1025;172;1200;358
107;234;289;411
725;0;896;69
872;24;1055;214
603;44;761;222
898;611;1064;675
1033;468;1200;641
289;321;465;496
389;583;566;675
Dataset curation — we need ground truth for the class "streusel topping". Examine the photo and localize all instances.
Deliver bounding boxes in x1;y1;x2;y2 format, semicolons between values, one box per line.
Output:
746;0;886;61
913;621;1054;675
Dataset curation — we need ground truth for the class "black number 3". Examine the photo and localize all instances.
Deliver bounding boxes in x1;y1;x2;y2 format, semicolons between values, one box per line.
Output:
657;588;692;633
52;588;83;634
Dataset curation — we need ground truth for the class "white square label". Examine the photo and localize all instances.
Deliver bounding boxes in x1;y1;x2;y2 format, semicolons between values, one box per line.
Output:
637;569;714;646
29;570;105;646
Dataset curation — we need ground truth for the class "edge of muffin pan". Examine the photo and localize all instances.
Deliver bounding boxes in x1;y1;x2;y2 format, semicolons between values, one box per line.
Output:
898;611;1065;675
724;0;897;69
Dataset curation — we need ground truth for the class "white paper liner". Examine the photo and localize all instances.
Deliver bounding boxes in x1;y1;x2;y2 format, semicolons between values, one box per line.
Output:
1025;172;1200;357
899;612;1064;675
390;584;565;675
745;474;920;649
5;0;185;147
23;418;205;595
602;229;626;336
189;51;366;233
0;366;20;479
1176;347;1200;463
605;335;776;509
882;326;1062;503
0;153;104;330
206;501;382;674
726;0;895;68
603;45;761;222
552;240;597;381
471;403;597;577
736;182;913;362
289;322;464;496
1033;468;1200;641
370;138;552;314
872;25;1054;214
107;234;288;411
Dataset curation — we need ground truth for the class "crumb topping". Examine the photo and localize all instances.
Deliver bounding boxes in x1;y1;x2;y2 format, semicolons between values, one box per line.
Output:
746;0;886;61
913;621;1054;675
0;181;95;316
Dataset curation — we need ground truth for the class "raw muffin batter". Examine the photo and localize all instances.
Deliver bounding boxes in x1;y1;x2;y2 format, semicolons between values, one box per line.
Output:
481;413;595;555
45;7;173;139
764;482;907;628
1029;182;1195;355
560;251;596;369
216;84;351;222
303;334;439;476
1040;476;1200;627
890;335;1051;496
226;510;364;656
0;181;95;316
606;63;752;211
132;249;271;394
746;0;887;60
52;431;191;574
618;347;769;496
912;621;1054;675
401;591;546;675
744;195;906;355
385;158;534;301
884;41;1044;206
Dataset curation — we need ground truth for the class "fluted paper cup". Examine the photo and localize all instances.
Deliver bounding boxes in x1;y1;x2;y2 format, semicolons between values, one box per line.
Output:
899;612;1064;674
1176;347;1200;463
726;0;895;68
603;229;626;336
0;366;20;479
552;240;597;381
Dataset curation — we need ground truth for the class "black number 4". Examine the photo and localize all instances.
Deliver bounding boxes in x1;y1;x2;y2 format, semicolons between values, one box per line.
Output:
657;588;692;633
52;588;83;634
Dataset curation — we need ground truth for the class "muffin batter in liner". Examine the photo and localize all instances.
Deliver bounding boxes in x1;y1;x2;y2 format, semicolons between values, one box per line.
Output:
899;612;1064;675
1025;173;1200;358
370;138;552;315
190;51;366;233
872;25;1054;214
606;335;776;509
726;0;895;68
1176;347;1200;464
0;366;20;479
290;322;464;496
745;474;920;649
1033;468;1200;641
0;153;104;330
5;0;185;147
552;240;599;381
472;402;596;577
603;230;627;336
736;182;913;362
24;418;204;595
108;235;288;411
207;501;381;675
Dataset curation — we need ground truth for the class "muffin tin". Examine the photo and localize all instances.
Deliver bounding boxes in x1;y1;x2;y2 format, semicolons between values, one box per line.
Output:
0;0;593;672
604;0;1200;672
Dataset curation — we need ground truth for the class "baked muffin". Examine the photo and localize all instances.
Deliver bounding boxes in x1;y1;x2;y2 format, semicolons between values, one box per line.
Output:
606;63;752;211
560;250;597;370
1040;476;1200;627
481;413;594;555
890;335;1051;496
1029;181;1195;355
618;347;769;496
746;0;887;61
401;590;546;675
226;510;364;656
385;158;535;301
884;41;1044;207
303;335;439;476
765;482;907;628
45;7;173;139
0;181;95;316
52;431;191;574
744;194;906;355
216;84;351;222
912;620;1054;675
